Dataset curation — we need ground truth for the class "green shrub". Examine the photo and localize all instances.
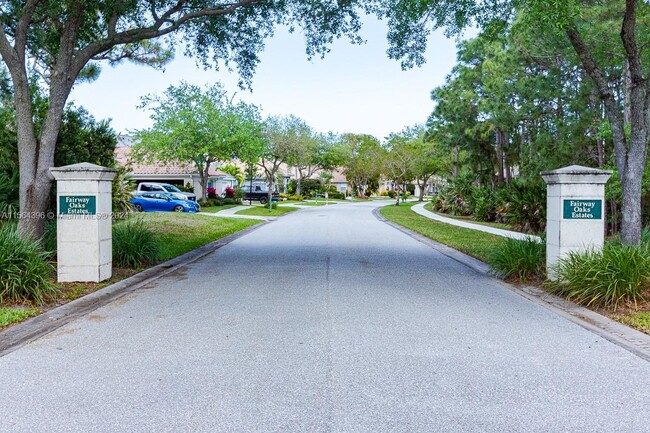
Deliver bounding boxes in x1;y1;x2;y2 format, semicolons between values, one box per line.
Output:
496;179;546;234
549;243;650;309
431;174;474;216
42;220;57;258
387;190;397;199
298;178;322;196
111;166;134;218
0;170;19;219
489;237;545;281
468;186;497;222
180;183;194;193
328;191;345;200
0;224;57;304
113;219;161;268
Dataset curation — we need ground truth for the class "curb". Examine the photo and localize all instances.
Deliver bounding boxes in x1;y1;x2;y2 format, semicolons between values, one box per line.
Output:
373;206;650;363
0;221;268;358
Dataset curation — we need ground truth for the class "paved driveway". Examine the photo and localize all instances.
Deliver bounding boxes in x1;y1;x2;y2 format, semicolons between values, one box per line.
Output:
1;202;649;432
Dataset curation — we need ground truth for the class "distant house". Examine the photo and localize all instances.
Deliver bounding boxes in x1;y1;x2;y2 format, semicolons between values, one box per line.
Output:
114;135;236;199
329;170;350;195
115;135;353;198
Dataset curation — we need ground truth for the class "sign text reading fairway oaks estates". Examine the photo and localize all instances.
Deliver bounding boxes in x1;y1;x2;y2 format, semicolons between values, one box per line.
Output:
59;195;96;215
563;199;602;220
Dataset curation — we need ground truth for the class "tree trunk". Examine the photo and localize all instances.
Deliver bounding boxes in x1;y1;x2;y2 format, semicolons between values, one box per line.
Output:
495;129;504;186
566;24;645;244
620;144;645;244
624;59;633;126
7;5;85;241
296;171;302;196
15;80;70;240
394;183;400;206
452;145;460;177
417;179;425;201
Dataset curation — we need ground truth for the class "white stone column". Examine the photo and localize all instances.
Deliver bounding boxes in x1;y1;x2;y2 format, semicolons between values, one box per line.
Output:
541;165;612;279
50;163;117;283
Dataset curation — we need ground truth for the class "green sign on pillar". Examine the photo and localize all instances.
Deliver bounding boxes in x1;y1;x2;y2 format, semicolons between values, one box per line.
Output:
59;195;97;215
563;199;602;220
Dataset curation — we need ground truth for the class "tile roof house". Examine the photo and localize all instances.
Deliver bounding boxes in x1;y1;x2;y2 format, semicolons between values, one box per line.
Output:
114;135;236;199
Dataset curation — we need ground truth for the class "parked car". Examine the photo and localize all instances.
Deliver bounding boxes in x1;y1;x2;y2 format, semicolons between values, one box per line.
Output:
240;184;279;205
135;182;197;201
131;192;200;213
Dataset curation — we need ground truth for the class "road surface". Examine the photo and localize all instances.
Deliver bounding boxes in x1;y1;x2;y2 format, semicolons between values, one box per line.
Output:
1;201;649;432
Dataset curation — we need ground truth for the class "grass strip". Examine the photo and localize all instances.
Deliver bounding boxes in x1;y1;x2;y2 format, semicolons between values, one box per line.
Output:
615;312;650;334
200;204;240;212
0;307;39;328
122;213;260;260
380;203;506;263
426;203;513;231
236;206;299;217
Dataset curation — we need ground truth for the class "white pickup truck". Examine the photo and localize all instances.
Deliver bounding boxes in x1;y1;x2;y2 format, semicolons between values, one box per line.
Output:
135;182;197;201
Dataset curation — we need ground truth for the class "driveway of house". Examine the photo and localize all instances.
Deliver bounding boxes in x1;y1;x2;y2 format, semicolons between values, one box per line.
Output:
1;201;649;432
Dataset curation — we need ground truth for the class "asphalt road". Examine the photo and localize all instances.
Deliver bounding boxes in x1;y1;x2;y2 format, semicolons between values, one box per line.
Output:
1;202;649;432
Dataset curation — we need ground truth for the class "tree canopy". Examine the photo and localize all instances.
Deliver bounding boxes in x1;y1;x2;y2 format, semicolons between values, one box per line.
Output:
134;81;263;200
0;0;373;238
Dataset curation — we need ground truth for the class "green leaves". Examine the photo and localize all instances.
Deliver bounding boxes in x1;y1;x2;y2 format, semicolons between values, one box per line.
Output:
550;243;650;309
134;81;263;169
134;81;265;199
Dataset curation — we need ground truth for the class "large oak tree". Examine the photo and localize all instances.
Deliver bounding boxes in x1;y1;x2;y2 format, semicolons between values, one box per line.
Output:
0;0;367;239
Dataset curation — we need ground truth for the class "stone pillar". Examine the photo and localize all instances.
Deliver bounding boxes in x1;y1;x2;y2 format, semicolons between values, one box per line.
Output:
50;163;117;283
541;165;612;279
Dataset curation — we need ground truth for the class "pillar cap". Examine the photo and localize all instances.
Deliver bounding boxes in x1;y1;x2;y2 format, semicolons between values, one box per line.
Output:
541;165;612;185
50;163;117;181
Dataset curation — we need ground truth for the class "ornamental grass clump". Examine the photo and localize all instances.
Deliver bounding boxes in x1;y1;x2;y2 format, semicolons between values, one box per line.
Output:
112;219;161;269
549;243;650;309
488;237;545;282
0;223;57;304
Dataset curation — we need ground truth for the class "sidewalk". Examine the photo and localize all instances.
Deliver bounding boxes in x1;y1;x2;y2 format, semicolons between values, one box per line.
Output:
204;205;273;221
412;202;542;242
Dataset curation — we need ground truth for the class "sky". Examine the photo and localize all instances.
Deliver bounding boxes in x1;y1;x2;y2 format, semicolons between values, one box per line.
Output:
69;15;464;141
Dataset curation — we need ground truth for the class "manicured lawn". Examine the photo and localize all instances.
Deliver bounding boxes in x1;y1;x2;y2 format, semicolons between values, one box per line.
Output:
426;203;514;231
200;204;240;212
615;312;650;334
0;307;39;328
236;205;299;217
380;203;506;263
123;212;260;260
